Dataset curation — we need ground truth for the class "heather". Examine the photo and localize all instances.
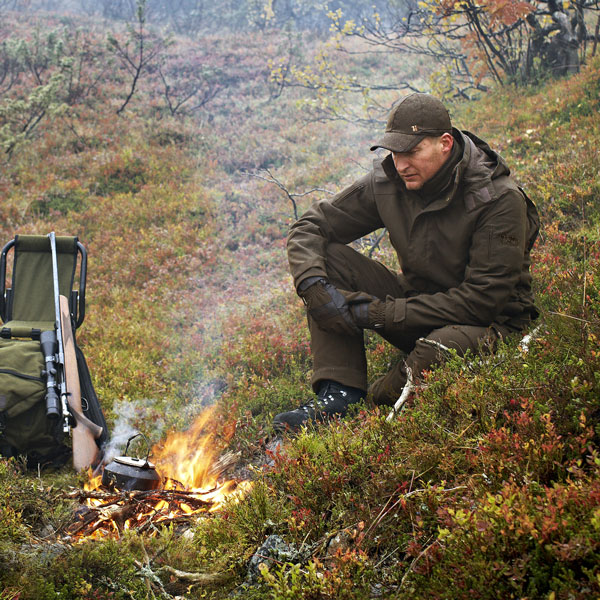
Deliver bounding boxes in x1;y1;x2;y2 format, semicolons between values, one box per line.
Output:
0;6;599;600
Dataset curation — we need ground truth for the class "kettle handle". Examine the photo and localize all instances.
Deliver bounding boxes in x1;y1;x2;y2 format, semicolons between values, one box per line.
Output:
124;432;152;465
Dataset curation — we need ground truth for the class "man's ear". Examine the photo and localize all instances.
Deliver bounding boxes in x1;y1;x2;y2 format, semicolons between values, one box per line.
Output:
440;132;454;154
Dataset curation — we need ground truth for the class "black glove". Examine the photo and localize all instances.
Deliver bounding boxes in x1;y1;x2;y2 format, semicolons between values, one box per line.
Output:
346;293;386;330
348;297;372;328
298;277;361;336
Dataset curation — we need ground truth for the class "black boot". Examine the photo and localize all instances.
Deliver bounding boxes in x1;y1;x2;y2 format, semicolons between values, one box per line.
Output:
273;380;365;432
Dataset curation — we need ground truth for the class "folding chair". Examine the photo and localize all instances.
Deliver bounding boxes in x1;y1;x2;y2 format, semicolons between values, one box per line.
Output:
0;234;107;469
0;234;86;338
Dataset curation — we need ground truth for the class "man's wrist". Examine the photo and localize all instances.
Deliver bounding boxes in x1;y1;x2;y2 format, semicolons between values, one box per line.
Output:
297;276;327;293
367;299;386;329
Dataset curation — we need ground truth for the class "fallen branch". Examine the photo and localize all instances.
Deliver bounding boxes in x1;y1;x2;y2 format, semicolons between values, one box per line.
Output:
387;366;414;421
208;450;241;478
156;565;229;586
64;488;214;506
548;311;597;324
134;559;171;600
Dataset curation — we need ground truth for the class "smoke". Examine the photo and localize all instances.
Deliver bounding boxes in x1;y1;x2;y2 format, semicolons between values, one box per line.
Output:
101;399;166;464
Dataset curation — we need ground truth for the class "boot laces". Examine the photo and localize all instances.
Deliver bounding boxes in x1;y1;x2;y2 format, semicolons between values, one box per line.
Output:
297;400;316;415
296;384;348;414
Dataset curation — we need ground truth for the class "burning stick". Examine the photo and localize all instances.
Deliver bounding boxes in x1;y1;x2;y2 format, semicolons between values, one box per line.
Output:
64;487;232;539
66;488;217;505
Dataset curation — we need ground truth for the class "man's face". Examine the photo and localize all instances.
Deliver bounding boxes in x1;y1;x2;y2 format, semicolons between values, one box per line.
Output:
392;134;454;190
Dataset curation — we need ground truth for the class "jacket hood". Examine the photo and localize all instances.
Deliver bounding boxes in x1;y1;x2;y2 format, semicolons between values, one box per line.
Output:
458;129;511;184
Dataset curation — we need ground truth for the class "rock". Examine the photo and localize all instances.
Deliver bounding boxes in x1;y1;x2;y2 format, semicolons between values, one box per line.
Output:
245;534;298;584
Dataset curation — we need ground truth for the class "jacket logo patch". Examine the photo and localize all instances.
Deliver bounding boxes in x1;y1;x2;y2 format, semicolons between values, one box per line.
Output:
497;233;519;246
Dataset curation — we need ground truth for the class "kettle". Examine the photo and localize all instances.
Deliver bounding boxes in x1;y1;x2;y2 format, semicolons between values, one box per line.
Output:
102;434;162;491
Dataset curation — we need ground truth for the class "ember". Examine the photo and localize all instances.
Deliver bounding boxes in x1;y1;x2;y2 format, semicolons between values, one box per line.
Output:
65;407;251;540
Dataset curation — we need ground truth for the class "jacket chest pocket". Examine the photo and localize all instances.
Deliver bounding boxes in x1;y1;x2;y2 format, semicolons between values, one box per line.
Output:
411;216;473;284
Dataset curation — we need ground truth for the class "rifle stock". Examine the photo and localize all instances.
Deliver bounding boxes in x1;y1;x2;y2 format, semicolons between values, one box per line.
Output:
59;295;102;470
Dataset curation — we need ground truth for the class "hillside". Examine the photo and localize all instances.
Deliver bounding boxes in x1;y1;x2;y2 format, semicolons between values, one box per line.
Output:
0;9;599;600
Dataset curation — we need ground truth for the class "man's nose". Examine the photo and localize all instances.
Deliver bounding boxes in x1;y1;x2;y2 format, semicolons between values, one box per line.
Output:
393;153;409;172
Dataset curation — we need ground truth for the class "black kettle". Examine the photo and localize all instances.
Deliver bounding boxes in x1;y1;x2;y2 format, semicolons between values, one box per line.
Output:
102;434;162;491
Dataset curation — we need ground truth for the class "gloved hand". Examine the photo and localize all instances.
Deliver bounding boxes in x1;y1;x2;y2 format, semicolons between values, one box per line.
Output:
344;292;386;330
298;277;361;336
344;291;376;328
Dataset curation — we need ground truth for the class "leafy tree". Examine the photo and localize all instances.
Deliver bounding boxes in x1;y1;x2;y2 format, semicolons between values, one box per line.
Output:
59;28;112;107
0;25;114;156
325;0;600;95
0;69;68;156
270;0;600;123
0;29;71;157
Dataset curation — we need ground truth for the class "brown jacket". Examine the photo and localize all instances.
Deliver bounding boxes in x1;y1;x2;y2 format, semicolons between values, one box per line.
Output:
287;130;540;333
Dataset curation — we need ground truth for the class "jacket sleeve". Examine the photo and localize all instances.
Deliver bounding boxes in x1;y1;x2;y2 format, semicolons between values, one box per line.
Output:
287;172;384;289
382;188;528;333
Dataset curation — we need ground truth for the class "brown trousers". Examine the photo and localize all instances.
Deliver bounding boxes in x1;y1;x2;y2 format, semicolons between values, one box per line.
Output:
308;243;517;405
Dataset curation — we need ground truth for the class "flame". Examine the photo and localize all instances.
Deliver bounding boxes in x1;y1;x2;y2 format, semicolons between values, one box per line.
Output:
153;406;225;491
83;471;104;509
73;406;252;540
150;406;251;509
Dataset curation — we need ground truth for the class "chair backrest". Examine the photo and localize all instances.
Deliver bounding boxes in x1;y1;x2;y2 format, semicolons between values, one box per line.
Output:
0;234;87;331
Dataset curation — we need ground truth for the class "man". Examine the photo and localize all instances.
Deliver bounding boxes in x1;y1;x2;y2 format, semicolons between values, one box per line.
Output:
274;93;539;431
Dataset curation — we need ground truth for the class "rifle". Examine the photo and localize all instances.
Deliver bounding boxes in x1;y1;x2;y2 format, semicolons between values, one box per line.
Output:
44;232;102;470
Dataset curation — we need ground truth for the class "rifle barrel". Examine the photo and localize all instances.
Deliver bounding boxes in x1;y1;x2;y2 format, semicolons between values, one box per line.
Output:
48;232;70;433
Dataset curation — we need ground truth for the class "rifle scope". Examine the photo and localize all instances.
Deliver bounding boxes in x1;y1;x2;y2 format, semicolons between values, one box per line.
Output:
40;330;60;419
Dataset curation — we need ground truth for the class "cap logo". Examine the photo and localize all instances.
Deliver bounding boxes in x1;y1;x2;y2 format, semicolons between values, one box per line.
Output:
411;125;419;132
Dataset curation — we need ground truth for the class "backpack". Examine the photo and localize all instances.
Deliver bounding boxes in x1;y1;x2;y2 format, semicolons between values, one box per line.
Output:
0;337;71;467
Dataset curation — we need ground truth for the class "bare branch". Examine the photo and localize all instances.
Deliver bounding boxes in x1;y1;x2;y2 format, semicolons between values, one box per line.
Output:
243;168;334;221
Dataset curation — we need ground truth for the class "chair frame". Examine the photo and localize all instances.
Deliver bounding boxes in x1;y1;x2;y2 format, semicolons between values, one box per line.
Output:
0;236;88;329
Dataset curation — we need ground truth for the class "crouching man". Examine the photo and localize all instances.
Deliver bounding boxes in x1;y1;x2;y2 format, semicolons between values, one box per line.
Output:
274;93;539;431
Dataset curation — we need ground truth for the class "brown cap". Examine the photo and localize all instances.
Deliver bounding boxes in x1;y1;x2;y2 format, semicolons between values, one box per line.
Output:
370;93;452;153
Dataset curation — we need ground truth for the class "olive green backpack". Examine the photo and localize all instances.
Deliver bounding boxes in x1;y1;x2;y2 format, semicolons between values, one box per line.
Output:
0;337;70;466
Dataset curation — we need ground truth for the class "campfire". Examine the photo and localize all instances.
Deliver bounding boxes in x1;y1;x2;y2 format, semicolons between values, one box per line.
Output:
65;407;251;540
